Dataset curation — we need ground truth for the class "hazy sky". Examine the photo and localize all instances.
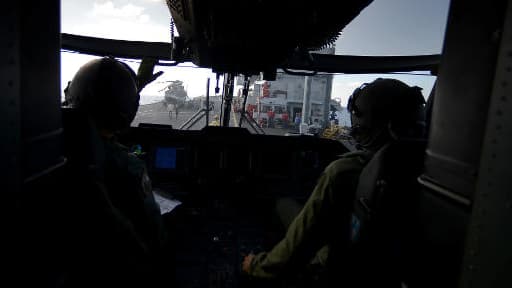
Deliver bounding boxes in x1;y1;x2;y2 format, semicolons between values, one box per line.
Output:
60;0;450;105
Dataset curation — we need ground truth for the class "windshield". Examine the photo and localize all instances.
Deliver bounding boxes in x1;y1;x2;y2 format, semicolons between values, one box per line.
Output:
334;0;450;56
61;0;172;42
132;66;435;134
61;0;450;55
61;0;444;136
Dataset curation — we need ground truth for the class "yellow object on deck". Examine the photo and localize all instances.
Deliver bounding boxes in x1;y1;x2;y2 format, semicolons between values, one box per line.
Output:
210;115;220;126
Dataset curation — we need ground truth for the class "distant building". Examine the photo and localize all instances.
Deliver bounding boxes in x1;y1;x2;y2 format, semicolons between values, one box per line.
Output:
243;47;335;128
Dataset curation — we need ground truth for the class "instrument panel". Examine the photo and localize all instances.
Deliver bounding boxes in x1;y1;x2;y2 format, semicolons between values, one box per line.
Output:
120;125;349;287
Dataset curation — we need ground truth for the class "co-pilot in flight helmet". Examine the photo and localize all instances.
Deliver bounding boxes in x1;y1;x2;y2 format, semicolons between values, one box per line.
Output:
347;78;426;148
64;56;140;132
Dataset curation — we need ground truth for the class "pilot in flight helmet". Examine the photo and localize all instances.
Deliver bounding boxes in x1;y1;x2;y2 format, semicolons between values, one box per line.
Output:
347;78;426;149
64;56;140;133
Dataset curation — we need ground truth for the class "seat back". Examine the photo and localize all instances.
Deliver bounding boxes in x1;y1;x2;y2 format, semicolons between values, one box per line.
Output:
346;139;426;287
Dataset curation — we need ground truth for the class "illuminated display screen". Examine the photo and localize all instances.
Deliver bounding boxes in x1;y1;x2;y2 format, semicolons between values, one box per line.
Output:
155;147;177;169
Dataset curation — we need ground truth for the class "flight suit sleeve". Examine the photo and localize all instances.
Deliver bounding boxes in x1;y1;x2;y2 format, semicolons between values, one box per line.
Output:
247;152;369;278
129;157;167;253
111;147;161;247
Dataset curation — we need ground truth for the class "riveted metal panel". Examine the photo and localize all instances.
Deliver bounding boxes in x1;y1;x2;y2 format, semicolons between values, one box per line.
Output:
19;1;64;182
1;3;21;198
424;0;507;200
461;1;512;287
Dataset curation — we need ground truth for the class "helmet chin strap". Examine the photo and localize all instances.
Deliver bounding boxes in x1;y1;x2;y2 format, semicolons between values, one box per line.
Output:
351;124;391;151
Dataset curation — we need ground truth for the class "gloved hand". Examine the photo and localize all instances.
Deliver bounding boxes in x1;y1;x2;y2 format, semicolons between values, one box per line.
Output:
136;57;164;92
242;254;255;274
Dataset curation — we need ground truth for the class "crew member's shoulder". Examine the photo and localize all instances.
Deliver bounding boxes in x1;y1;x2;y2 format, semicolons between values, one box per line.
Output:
104;139;146;175
325;150;373;174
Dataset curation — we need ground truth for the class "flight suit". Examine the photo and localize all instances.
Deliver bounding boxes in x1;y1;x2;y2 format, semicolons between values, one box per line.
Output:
247;150;372;278
102;138;165;255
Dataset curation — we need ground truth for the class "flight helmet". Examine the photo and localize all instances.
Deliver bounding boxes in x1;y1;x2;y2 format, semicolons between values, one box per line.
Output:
64;57;140;132
347;78;426;148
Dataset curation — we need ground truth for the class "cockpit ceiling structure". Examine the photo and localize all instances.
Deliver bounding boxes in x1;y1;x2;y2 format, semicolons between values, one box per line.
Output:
166;0;373;74
61;33;440;74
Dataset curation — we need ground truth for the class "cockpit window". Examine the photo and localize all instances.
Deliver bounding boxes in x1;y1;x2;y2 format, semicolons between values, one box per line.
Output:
62;0;450;55
334;0;450;56
61;0;440;135
60;51;221;128
129;69;435;134
61;50;435;134
61;0;172;42
128;62;223;128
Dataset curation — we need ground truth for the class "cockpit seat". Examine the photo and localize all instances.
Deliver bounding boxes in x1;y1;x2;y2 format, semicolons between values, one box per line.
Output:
332;137;426;287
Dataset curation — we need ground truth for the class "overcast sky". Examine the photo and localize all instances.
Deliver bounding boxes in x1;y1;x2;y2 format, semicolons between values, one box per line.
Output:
60;0;450;105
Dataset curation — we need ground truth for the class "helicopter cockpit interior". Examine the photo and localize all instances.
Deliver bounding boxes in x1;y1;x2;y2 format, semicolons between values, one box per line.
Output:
3;0;511;287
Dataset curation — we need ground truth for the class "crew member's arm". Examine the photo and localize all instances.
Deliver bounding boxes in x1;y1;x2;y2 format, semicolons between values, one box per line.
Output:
136;57;163;92
243;152;370;278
